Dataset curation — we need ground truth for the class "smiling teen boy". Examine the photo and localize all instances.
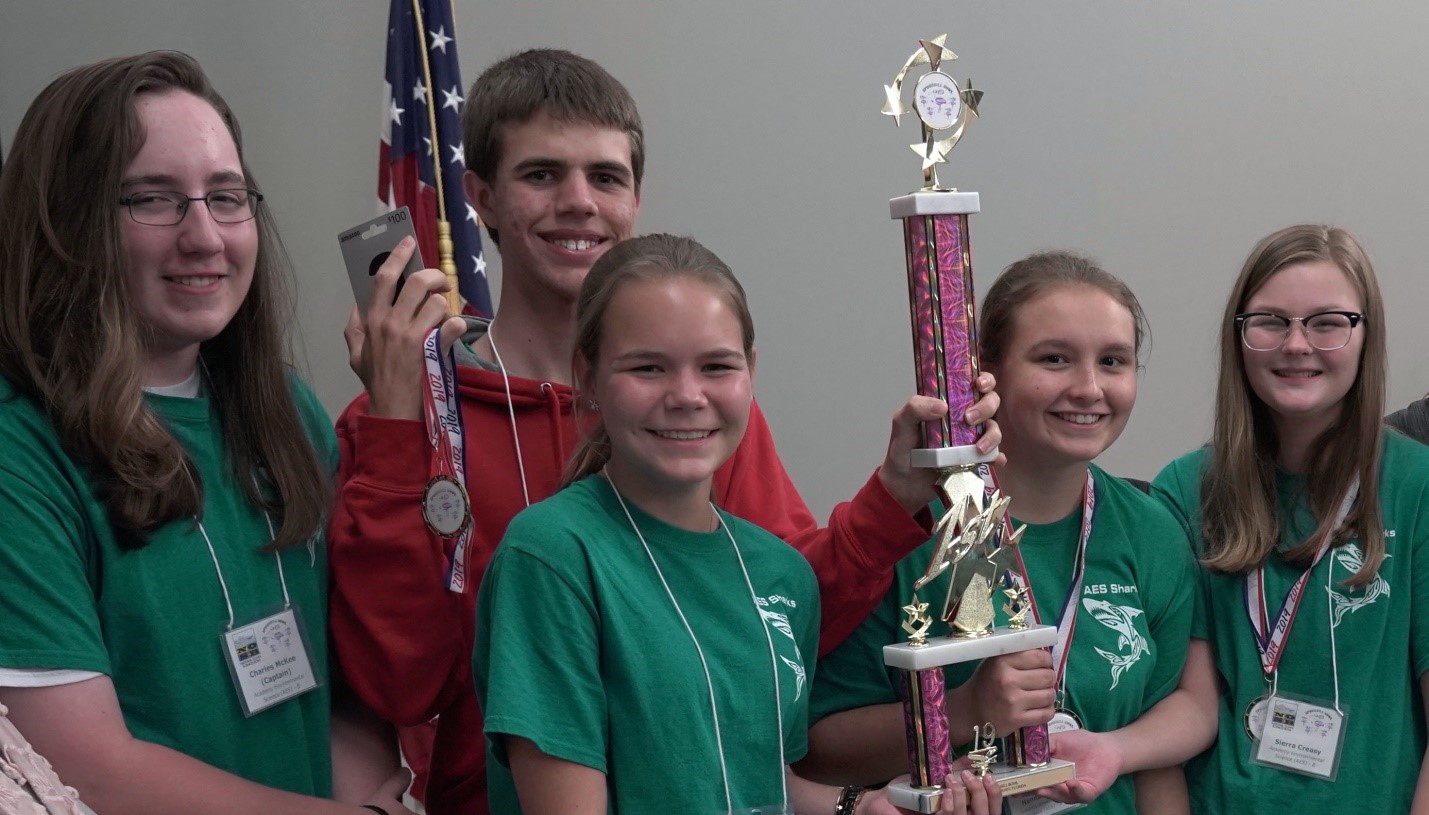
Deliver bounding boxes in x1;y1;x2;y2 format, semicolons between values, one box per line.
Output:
327;48;1000;815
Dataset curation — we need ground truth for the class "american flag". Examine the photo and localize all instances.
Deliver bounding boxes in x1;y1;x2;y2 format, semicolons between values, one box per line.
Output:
379;0;492;316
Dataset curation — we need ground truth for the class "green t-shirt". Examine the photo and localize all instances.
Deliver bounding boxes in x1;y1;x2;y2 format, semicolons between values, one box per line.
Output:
812;465;1196;815
0;375;338;796
1153;432;1429;814
473;475;819;815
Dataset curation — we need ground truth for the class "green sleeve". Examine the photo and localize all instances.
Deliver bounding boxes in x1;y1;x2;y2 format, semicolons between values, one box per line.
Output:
1388;438;1429;680
474;544;608;774
789;561;821;763
1139;515;1196;707
0;462;109;674
1410;514;1429;681
1150;455;1202;546
1153;453;1212;641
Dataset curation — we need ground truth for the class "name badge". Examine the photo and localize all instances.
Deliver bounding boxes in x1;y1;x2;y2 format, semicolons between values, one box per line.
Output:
1250;693;1346;781
221;608;320;716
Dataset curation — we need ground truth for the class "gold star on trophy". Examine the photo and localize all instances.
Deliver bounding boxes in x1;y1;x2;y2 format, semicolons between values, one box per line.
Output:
882;33;984;190
901;596;934;645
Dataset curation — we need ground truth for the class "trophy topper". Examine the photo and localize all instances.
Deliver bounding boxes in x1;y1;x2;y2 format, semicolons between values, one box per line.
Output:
882;34;984;191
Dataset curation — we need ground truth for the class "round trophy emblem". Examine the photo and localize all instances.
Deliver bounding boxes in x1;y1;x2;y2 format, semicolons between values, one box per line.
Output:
881;34;984;190
913;71;962;131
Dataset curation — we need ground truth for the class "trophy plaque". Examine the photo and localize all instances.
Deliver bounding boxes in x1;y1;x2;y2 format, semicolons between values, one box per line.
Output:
879;35;1074;812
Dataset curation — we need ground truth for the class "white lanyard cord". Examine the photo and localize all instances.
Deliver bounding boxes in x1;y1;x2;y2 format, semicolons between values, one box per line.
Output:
486;322;532;508
260;508;292;611
198;505;291;632
733;511;789;809
198;522;237;631
607;475;787;812
1324;555;1342;713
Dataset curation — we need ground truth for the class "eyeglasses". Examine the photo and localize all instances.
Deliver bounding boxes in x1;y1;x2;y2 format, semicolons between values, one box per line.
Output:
118;188;263;226
1234;310;1363;352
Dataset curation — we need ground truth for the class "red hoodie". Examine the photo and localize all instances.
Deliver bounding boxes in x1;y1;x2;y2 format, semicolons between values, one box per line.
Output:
329;361;930;815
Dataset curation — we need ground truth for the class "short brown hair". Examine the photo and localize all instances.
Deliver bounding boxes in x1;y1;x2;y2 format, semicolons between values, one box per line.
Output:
464;48;644;189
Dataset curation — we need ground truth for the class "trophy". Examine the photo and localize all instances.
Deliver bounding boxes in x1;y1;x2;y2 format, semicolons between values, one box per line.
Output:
879;35;1075;812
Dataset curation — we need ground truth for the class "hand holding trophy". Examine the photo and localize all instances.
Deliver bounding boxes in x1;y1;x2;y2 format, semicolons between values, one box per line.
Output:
878;34;1076;813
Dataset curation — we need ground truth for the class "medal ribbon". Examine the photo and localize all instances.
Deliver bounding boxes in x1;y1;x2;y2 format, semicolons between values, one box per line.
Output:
1243;477;1358;678
421;328;473;592
983;467;1095;699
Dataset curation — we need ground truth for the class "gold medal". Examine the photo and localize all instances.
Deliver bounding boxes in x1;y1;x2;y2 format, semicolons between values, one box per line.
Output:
422;475;470;537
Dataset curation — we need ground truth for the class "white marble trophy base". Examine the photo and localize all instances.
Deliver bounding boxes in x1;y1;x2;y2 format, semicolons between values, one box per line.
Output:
886;759;1076;812
909;444;999;470
883;624;1056;671
889;191;982;218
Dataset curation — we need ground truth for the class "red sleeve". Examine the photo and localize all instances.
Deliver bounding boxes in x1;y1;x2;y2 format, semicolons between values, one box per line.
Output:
714;400;931;656
328;396;467;726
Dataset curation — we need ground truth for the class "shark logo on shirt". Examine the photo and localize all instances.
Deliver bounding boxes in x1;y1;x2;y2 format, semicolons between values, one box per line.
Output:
758;605;806;701
1328;543;1390;628
1082;598;1150;690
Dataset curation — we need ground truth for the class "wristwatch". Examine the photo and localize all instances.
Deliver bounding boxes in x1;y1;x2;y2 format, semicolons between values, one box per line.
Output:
834;785;866;815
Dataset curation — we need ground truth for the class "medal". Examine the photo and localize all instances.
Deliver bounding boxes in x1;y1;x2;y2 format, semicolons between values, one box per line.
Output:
422;328;475;591
423;475;470;537
1244;694;1269;742
1049;709;1082;734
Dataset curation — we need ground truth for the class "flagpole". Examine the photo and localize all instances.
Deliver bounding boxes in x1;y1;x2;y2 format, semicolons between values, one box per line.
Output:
410;0;462;314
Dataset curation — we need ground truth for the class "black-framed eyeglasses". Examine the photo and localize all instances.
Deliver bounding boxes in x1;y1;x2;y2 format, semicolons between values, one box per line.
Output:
1234;310;1363;352
118;188;264;226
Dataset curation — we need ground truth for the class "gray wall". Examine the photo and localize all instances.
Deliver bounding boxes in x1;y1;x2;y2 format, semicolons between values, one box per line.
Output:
3;2;1425;518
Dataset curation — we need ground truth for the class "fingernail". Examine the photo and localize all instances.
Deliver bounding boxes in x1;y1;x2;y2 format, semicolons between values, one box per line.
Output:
401;236;414;248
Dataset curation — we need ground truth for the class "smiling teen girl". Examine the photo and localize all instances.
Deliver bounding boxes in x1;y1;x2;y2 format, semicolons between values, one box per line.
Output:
0;52;409;815
472;234;1000;815
1153;224;1429;812
801;252;1202;814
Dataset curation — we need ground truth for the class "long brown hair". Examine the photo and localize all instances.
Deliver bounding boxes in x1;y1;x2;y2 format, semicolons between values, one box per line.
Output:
560;234;754;487
0;51;329;551
1202;225;1386;586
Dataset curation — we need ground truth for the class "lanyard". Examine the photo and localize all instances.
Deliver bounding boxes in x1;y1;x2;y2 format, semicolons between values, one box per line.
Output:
994;469;1096;702
607;474;788;814
1243;477;1359;679
199;509;291;631
423;328;474;592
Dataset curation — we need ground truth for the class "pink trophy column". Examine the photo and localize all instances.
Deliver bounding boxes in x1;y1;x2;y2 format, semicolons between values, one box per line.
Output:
900;667;953;788
894;191;1051;770
902;203;980;452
